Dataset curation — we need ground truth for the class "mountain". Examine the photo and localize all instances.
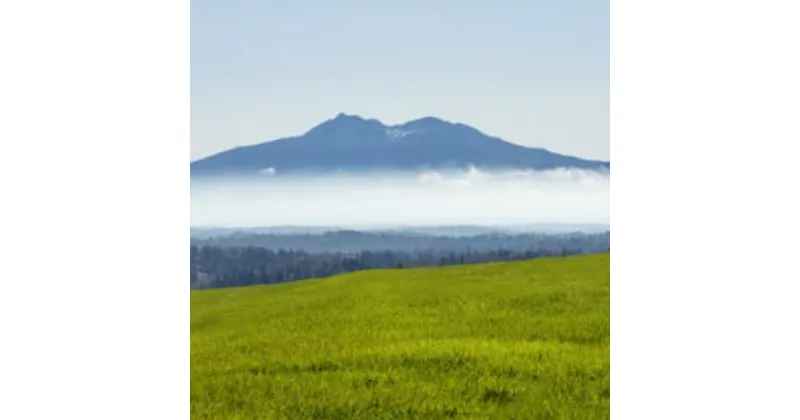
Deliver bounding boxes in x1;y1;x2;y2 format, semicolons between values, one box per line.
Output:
190;113;609;177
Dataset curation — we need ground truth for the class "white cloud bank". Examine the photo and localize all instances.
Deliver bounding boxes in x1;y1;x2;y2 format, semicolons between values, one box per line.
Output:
190;168;609;228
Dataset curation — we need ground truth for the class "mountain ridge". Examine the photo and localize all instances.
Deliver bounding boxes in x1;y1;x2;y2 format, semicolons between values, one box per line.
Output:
191;113;609;177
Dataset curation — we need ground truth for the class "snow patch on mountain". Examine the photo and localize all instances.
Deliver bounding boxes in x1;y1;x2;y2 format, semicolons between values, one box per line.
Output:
385;128;418;140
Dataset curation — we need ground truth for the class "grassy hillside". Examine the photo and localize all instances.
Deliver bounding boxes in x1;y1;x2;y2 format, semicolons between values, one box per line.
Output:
191;253;610;419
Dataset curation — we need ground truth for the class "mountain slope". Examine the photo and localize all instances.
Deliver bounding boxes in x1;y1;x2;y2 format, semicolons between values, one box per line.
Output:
191;253;610;419
191;113;609;177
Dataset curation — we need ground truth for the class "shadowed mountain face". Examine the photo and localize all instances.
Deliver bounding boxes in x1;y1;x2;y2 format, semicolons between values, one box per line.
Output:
190;113;610;177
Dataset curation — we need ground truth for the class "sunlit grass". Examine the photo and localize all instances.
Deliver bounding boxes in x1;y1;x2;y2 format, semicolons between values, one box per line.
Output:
191;253;610;419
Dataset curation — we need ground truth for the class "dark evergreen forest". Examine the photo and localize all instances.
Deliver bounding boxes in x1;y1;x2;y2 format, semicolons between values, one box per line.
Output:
191;231;610;289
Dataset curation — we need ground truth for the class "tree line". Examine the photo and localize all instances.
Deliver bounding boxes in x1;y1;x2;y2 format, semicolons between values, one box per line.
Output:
190;230;610;254
191;231;610;289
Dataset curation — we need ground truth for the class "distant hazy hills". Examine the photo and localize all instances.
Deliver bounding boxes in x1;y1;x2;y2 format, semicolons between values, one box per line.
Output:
190;113;610;177
190;223;611;239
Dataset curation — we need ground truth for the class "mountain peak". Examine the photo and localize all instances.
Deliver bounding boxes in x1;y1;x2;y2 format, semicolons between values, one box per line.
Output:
403;116;449;125
322;113;387;127
306;113;385;138
409;116;448;124
398;116;457;132
334;112;362;120
190;113;610;177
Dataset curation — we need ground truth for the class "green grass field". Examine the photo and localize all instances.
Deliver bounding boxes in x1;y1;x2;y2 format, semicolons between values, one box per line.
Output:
191;253;610;419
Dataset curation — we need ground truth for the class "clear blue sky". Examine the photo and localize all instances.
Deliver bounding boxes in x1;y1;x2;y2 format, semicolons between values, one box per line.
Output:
191;0;608;161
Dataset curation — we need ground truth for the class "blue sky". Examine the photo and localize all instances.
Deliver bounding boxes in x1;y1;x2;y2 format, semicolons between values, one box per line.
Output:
191;0;608;161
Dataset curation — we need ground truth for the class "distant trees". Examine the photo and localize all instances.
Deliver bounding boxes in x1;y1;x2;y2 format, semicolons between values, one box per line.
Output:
191;230;611;255
190;231;610;289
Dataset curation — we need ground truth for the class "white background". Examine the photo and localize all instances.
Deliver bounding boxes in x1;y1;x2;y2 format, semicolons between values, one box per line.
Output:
1;0;799;418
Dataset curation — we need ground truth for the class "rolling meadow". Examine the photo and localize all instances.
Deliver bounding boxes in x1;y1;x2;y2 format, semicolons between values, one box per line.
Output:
191;253;610;419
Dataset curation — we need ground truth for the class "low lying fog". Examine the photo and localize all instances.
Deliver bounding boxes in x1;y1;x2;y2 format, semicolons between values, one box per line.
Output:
190;168;609;228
